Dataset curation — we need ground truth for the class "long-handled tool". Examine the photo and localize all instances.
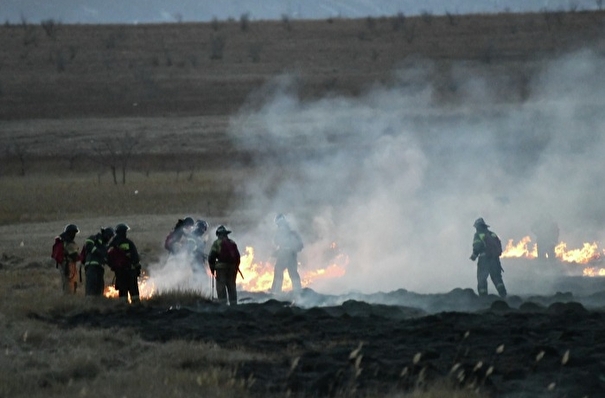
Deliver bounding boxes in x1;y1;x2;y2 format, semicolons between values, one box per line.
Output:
210;273;215;301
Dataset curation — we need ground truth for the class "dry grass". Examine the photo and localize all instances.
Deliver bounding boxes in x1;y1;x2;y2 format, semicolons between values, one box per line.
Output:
1;11;605;120
0;269;489;398
1;10;600;397
0;172;237;225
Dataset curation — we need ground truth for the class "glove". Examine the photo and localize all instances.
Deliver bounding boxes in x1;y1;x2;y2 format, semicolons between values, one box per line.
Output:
470;254;477;261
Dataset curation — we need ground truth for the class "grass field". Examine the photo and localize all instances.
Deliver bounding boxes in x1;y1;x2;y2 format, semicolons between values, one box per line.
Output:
2;9;605;398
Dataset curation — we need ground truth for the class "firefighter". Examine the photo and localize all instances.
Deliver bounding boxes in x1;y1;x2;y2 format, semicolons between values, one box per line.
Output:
531;214;559;261
108;223;142;303
82;226;115;297
51;224;81;294
208;225;240;305
469;217;507;298
164;216;195;255
186;219;209;273
270;214;304;294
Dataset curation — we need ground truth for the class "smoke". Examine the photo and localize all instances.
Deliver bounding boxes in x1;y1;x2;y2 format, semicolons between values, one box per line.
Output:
221;49;605;297
146;241;213;296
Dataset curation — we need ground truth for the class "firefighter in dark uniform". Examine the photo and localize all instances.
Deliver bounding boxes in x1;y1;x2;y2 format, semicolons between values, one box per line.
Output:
165;217;195;255
83;227;115;297
108;223;142;303
208;225;240;305
271;214;304;293
470;217;507;298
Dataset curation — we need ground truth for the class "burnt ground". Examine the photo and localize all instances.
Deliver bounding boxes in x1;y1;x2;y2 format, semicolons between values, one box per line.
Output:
35;288;605;398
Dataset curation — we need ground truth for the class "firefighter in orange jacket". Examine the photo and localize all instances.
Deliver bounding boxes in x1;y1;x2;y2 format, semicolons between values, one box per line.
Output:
108;223;141;303
51;224;81;294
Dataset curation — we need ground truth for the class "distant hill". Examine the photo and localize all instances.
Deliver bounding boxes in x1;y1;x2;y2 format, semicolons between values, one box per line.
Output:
2;10;605;120
2;0;601;24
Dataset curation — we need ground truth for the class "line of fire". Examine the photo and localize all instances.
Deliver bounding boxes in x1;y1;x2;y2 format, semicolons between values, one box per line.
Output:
105;237;604;302
501;236;605;277
104;242;350;302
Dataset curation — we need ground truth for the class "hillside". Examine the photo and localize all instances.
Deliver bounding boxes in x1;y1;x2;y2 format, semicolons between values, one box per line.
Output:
2;10;605;121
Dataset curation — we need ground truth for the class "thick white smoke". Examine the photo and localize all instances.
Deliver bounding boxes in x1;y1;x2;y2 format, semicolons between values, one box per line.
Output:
225;49;605;296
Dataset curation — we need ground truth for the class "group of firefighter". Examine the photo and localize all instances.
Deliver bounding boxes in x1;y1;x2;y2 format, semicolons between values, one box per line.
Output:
52;213;305;305
54;212;557;303
52;222;143;302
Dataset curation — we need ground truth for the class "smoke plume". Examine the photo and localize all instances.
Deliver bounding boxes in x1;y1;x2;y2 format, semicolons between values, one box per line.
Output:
225;49;605;297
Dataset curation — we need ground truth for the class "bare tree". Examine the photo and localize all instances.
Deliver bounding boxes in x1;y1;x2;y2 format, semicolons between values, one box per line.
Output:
91;132;144;184
40;19;58;38
7;143;28;176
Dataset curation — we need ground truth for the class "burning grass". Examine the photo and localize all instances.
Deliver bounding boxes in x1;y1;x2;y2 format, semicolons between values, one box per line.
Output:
502;236;605;276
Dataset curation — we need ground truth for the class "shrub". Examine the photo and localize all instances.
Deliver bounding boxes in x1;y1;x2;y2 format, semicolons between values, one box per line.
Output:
40;19;57;38
240;12;250;32
211;16;220;31
210;35;226;60
281;14;292;31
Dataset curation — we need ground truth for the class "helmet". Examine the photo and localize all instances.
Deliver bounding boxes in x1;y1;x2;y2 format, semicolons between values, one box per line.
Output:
473;218;489;228
101;227;115;241
64;224;79;234
216;225;231;236
115;223;130;234
194;220;209;235
183;217;195;227
275;213;287;225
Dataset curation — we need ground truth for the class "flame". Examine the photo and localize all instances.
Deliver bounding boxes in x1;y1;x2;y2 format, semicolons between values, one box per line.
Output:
103;272;156;302
237;245;348;292
502;236;605;276
583;267;605;277
502;236;537;259
554;241;601;264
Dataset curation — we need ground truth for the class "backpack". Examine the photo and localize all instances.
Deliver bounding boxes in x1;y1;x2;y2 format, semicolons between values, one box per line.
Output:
51;237;65;264
108;246;130;271
218;238;240;266
483;232;503;257
164;230;181;253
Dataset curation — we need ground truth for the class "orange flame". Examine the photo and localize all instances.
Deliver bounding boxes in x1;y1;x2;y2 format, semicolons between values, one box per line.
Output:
502;236;605;276
103;273;156;302
502;236;537;259
554;241;601;263
237;245;348;292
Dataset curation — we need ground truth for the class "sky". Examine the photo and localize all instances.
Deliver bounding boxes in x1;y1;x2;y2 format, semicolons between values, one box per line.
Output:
1;0;601;24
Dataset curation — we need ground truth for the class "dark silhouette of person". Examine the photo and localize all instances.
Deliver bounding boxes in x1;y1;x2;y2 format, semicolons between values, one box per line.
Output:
271;214;303;293
470;218;507;298
208;225;241;305
531;214;559;261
